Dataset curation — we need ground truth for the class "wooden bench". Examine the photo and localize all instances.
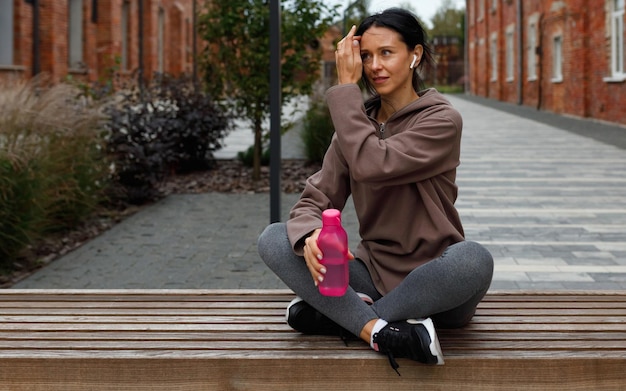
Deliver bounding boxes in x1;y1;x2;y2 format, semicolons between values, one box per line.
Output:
0;289;624;390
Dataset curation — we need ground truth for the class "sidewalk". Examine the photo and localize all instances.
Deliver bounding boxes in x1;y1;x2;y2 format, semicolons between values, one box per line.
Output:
11;94;626;290
213;95;309;160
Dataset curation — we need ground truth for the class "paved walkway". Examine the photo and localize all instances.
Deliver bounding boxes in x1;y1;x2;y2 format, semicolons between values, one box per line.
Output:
11;94;626;290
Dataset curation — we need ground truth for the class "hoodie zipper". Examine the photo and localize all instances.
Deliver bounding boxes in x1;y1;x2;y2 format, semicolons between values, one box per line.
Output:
379;122;386;139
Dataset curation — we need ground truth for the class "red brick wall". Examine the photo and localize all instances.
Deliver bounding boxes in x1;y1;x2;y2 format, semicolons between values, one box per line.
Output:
467;0;626;127
0;0;196;84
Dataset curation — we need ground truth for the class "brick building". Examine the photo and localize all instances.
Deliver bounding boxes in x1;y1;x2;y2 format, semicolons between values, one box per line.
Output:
432;35;465;87
0;0;196;84
467;0;626;126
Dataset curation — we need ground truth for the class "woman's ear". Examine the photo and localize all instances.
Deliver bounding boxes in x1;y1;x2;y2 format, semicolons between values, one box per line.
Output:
411;45;424;68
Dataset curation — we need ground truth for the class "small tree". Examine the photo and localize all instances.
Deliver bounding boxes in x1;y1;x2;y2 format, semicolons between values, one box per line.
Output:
395;2;429;30
344;0;370;34
198;0;337;179
430;0;465;39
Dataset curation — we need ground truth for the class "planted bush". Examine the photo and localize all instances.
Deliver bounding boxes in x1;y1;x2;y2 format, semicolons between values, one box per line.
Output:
105;74;230;204
0;156;43;264
0;78;109;267
301;101;335;164
237;145;270;167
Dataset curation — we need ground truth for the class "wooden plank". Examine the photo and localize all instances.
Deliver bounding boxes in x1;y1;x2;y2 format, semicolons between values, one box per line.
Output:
0;315;290;323
0;357;624;391
2;330;625;343
0;289;295;302
1;338;626;351
2;305;625;315
4;322;622;333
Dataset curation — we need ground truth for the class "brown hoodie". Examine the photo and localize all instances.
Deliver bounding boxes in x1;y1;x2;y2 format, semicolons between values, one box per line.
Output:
286;84;464;295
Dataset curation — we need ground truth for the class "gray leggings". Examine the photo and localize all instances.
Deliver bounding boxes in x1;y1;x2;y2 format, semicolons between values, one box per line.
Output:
257;223;494;337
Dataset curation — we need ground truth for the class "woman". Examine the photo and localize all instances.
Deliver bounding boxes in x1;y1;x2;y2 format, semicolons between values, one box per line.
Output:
257;8;493;373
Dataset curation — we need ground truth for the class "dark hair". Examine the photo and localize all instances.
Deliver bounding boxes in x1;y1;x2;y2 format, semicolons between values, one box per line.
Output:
356;8;435;96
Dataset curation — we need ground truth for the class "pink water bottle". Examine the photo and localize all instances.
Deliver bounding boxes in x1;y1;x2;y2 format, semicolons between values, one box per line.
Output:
317;209;349;296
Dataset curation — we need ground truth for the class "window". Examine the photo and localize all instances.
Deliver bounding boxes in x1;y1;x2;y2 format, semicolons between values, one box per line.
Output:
0;0;14;65
490;34;498;81
527;22;537;80
506;27;514;81
609;0;625;79
157;8;165;73
324;61;336;81
552;35;563;82
68;0;84;69
121;2;131;70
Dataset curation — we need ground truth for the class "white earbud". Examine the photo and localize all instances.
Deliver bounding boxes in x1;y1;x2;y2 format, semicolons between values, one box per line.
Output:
409;54;418;69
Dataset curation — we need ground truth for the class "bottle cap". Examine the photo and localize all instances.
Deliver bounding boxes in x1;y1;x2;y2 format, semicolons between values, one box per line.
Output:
322;208;341;226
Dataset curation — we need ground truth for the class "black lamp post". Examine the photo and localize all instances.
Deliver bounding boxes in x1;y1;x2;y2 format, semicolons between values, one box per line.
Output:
269;0;281;223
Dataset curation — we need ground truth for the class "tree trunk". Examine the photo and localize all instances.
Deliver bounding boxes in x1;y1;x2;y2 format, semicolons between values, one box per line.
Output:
252;117;262;180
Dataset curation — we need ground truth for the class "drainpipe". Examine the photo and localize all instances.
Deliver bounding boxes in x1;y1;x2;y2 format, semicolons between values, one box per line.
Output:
464;8;469;93
192;0;197;88
138;0;144;98
28;0;41;76
537;13;544;110
91;0;97;22
516;0;523;105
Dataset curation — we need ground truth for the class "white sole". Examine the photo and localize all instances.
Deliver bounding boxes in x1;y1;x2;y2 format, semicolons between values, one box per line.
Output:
285;296;304;323
407;317;445;365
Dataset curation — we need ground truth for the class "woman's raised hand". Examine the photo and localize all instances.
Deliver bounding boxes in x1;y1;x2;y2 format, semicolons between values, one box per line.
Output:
335;25;362;85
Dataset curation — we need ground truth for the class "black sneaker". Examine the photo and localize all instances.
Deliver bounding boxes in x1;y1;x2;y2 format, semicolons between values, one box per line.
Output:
286;297;344;335
285;294;373;336
373;318;444;374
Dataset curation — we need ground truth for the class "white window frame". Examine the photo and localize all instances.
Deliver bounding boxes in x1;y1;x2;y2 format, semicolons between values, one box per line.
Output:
68;0;84;69
505;26;515;82
490;33;498;81
479;0;485;21
605;0;625;81
0;0;14;65
527;21;537;81
552;35;563;83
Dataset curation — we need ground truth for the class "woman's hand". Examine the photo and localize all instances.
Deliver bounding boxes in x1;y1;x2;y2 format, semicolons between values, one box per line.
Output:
303;229;355;287
335;25;362;85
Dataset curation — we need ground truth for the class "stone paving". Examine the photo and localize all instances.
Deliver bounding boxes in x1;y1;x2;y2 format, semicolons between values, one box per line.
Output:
11;94;626;290
454;96;626;290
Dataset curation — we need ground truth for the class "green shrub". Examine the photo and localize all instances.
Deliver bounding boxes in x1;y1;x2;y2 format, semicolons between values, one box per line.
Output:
434;85;464;94
39;130;109;232
0;77;109;268
301;101;335;164
237;145;270;167
0;156;43;264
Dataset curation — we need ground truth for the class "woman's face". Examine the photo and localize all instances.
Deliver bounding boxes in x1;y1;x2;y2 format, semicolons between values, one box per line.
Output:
359;26;416;98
